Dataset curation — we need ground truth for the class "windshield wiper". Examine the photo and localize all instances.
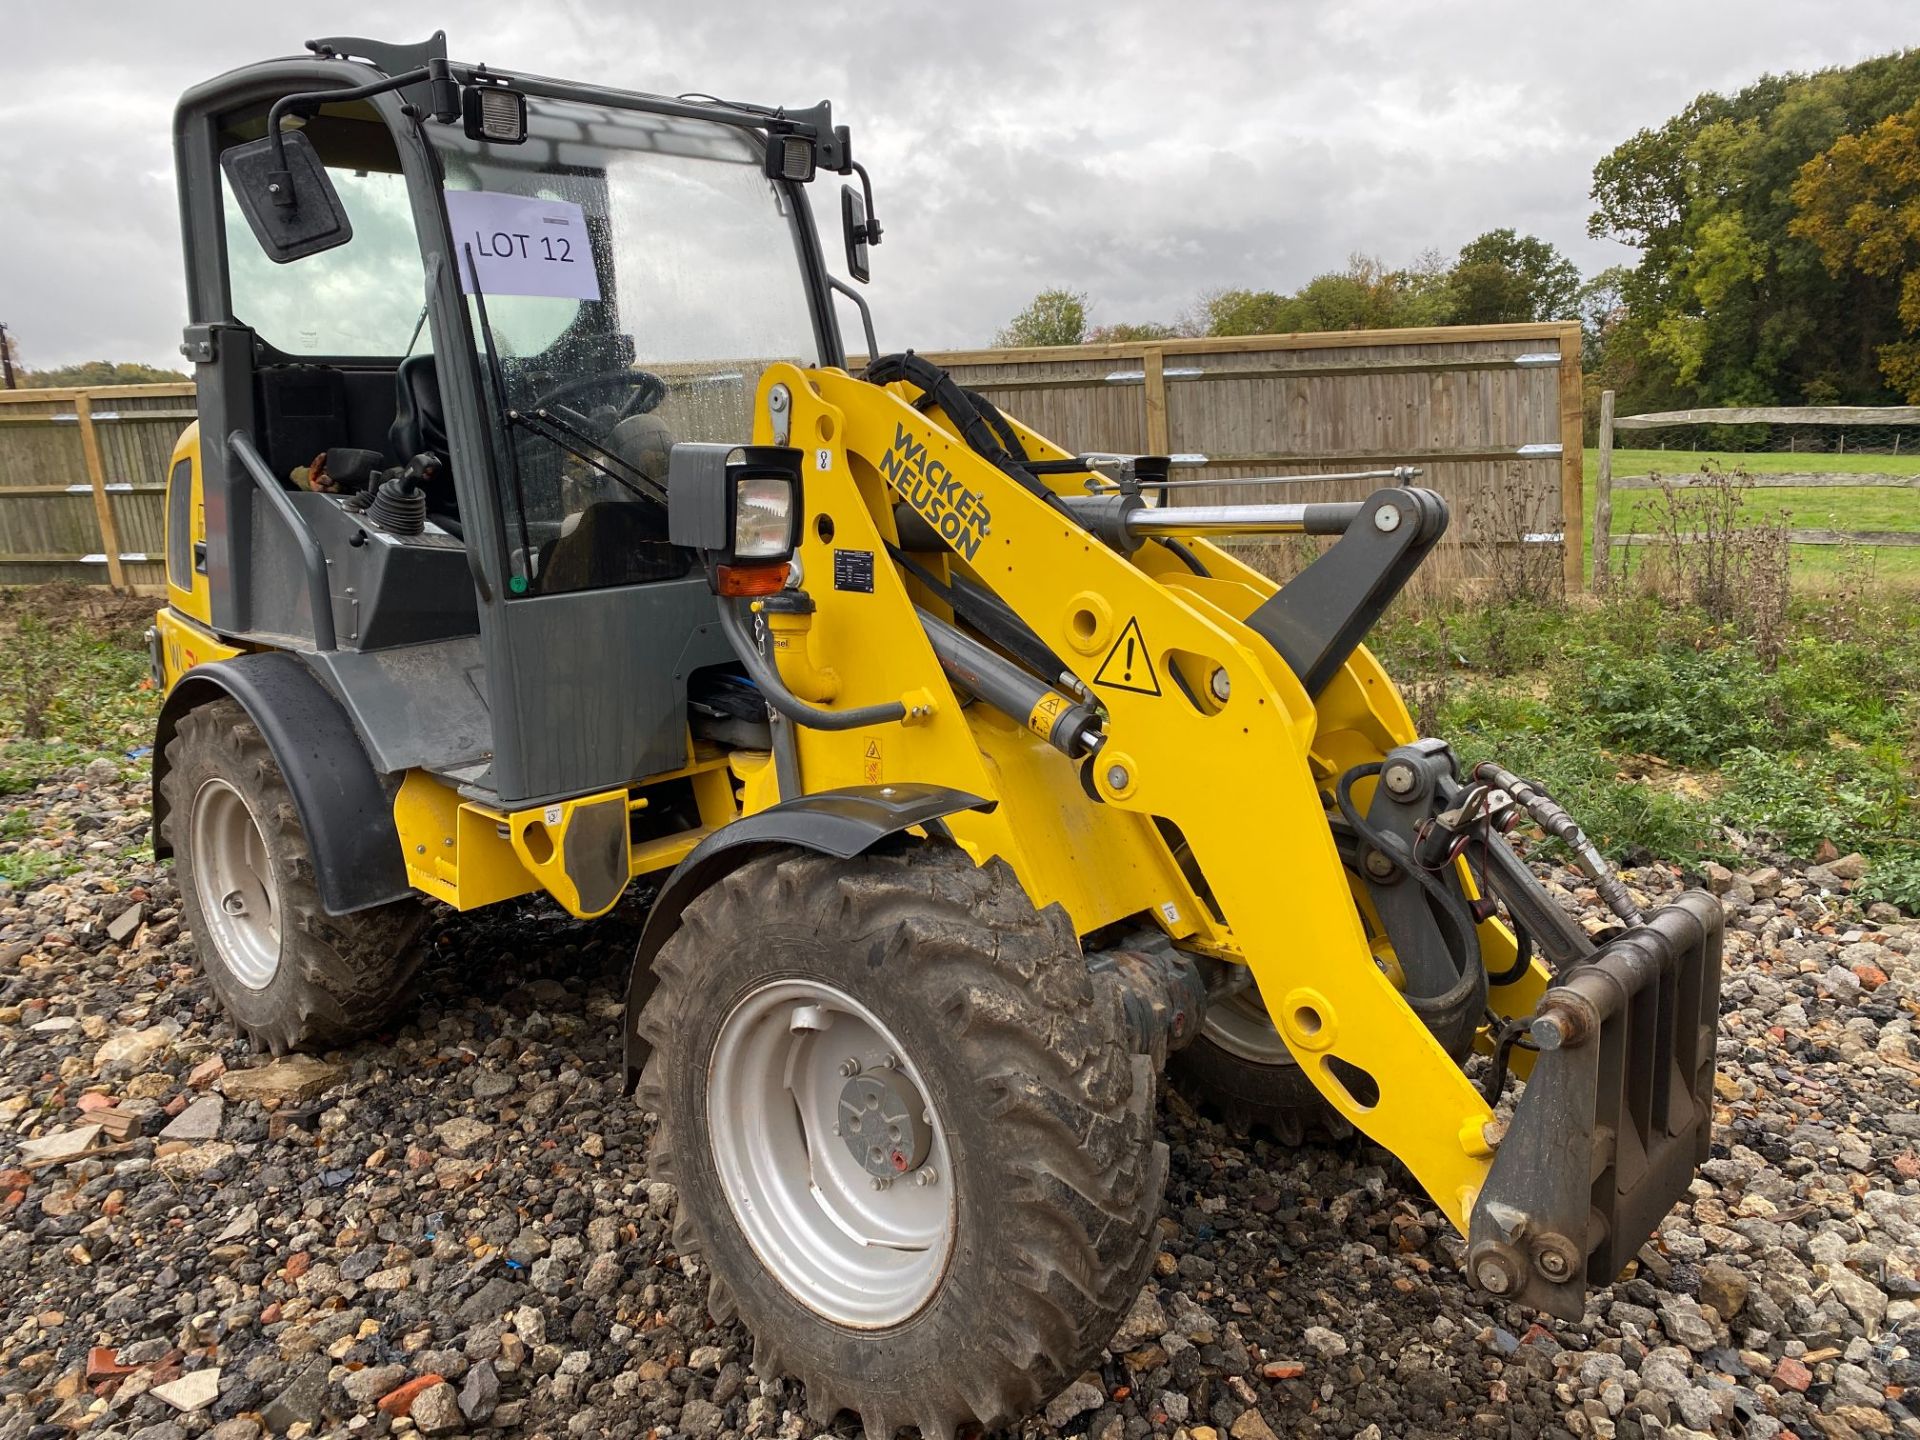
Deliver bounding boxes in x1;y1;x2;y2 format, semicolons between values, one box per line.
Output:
509;407;669;508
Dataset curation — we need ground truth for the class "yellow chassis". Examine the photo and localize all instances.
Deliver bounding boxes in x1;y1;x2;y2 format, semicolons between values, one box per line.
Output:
156;371;1555;1236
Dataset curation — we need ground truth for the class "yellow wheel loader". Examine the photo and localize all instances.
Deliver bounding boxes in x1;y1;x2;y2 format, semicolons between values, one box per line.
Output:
150;31;1723;1438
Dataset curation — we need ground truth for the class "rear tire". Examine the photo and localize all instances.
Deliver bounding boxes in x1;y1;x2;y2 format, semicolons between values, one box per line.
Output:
162;698;429;1054
636;841;1167;1440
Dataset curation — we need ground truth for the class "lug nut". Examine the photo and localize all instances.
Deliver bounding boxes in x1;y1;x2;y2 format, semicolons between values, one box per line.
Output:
839;1057;861;1077
914;1166;938;1188
870;1175;891;1191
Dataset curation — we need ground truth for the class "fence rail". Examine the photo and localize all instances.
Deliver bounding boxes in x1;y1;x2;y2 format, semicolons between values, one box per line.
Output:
893;320;1586;591
1591;392;1920;576
0;322;1586;594
0;383;195;589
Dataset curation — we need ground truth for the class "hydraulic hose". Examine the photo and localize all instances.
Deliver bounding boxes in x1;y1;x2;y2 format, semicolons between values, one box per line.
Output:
1473;762;1645;928
865;352;1073;516
716;599;908;732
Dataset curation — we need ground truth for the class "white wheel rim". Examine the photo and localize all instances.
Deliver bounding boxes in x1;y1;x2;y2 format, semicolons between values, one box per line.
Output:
706;977;955;1327
1202;985;1296;1065
188;777;282;990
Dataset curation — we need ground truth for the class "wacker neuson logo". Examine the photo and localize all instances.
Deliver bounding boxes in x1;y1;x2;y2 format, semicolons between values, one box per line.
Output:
877;423;993;560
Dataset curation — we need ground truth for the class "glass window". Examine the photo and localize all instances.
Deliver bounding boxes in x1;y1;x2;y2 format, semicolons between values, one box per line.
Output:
433;100;819;595
224;163;428;357
165;458;194;590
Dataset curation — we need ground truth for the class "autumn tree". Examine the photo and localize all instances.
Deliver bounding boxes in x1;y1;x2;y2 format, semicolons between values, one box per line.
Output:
1587;49;1920;411
1791;98;1920;400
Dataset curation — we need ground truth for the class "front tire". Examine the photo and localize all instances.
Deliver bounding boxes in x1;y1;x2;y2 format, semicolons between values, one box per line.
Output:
636;841;1166;1440
162;698;429;1054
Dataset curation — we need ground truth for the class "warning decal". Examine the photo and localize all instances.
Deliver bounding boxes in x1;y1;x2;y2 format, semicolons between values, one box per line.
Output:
863;738;883;784
1093;617;1161;696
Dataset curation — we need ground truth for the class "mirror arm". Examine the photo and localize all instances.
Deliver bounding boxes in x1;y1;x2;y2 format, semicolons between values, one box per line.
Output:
848;160;882;246
263;67;434;208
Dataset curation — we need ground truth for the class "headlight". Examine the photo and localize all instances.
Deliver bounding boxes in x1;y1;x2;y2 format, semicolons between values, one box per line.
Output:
667;442;806;589
734;473;796;560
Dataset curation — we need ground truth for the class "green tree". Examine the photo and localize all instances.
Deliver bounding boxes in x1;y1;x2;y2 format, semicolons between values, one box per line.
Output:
1085;320;1180;343
1187;255;1452;338
1445;229;1581;324
1790;98;1920;399
1587;50;1920;412
1184;288;1289;337
19;360;189;388
992;289;1087;348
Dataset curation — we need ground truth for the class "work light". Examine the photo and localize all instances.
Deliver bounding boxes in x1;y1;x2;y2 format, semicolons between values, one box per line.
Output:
764;132;816;183
463;85;528;144
668;443;805;592
734;473;797;560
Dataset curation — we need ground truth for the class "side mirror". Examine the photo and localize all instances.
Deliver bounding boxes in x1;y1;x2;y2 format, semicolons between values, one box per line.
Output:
841;184;871;284
220;130;353;264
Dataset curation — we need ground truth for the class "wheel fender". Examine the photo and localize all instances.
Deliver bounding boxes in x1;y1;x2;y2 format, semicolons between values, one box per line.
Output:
623;783;992;1088
153;652;411;917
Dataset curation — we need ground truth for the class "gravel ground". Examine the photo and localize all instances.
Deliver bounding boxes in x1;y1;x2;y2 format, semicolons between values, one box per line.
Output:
1;755;1918;1440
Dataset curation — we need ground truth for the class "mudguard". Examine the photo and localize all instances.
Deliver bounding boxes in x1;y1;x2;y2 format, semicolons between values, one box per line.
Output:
152;652;411;917
621;783;991;1087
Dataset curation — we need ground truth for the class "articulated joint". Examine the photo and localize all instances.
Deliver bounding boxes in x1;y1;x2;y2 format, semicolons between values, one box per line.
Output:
758;590;840;704
1087;936;1209;1070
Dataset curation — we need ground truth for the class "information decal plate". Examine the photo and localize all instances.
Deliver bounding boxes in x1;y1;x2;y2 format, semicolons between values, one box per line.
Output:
833;549;876;593
446;190;602;302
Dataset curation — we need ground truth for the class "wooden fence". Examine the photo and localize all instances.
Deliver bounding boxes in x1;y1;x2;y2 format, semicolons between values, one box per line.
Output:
0;320;1586;593
0;383;196;589
905;320;1586;591
1590;393;1920;575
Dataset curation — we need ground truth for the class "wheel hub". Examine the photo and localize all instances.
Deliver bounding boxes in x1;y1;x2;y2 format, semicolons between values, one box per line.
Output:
188;777;281;991
707;978;955;1328
838;1068;932;1178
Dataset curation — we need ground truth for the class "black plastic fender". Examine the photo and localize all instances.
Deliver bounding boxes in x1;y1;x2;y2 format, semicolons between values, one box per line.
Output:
152;652;411;917
622;783;992;1088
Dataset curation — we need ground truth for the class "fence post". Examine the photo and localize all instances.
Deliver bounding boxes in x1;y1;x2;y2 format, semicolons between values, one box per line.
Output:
71;388;128;591
1142;345;1170;457
1557;321;1585;593
1593;388;1615;589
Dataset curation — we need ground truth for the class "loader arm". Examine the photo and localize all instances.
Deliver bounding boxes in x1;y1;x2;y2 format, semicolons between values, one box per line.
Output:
759;363;1500;1224
720;362;1721;1319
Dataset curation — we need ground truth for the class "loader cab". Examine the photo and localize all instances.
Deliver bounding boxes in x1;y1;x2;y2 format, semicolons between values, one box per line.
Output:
171;35;847;806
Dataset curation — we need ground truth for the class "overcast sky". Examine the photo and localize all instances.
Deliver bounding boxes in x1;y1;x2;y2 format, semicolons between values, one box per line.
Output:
2;1;1914;370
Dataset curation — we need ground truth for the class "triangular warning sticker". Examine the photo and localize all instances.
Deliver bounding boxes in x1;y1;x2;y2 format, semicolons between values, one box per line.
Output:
1093;617;1161;696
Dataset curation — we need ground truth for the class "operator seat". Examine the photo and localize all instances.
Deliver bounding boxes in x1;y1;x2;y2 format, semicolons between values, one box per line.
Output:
389;354;461;531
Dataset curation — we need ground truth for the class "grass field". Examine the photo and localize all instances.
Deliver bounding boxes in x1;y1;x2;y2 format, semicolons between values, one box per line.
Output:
1579;447;1920;585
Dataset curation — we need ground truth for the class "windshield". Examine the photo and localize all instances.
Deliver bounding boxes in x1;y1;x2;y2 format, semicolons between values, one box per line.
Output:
434;98;820;595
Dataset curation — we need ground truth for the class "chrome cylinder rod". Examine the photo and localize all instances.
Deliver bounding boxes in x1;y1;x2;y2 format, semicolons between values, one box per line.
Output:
1125;501;1365;537
1086;465;1419;494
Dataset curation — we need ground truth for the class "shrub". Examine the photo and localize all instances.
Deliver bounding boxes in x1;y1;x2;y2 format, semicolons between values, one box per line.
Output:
1863;853;1920;913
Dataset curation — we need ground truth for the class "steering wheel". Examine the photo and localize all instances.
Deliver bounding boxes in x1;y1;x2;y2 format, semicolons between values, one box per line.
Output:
526;368;668;423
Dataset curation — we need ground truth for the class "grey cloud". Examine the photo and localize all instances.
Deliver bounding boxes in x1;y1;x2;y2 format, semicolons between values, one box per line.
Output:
0;1;1912;368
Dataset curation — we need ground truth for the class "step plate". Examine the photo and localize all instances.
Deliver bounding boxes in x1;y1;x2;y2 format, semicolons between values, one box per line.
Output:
1467;890;1724;1318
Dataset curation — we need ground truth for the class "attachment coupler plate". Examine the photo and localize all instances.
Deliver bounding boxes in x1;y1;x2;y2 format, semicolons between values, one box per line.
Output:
1466;891;1724;1318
